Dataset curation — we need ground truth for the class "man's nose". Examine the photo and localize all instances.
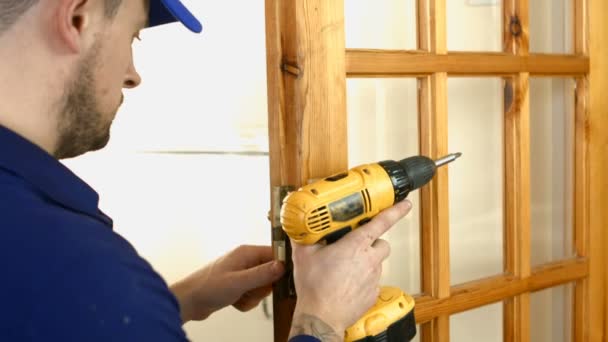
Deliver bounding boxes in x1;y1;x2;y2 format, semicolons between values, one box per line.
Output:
124;63;142;89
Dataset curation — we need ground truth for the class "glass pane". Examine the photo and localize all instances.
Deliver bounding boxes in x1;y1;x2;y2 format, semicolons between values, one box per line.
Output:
529;0;574;54
447;0;503;52
531;284;574;342
345;0;417;50
529;78;575;267
450;302;503;341
347;78;421;294
448;78;504;285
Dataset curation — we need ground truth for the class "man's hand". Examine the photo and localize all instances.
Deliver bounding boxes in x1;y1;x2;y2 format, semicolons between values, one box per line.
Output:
170;245;285;323
289;200;412;340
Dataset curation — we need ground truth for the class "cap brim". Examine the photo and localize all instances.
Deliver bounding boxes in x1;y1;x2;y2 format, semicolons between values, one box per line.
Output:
148;0;202;33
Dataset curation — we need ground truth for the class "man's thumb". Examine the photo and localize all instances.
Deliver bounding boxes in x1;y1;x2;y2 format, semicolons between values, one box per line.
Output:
232;261;285;290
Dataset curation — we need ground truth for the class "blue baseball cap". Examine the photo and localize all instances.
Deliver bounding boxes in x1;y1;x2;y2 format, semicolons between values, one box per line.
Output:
148;0;202;33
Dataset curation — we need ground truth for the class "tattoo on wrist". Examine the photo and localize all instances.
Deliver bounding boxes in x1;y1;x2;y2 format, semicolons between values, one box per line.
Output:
289;313;343;342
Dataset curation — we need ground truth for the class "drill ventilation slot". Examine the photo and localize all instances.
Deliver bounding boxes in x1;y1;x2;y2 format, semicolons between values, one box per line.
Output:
361;189;372;212
307;206;331;232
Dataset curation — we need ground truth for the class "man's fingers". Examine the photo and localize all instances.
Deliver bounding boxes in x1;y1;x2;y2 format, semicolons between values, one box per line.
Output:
342;200;412;247
232;245;274;269
230;260;285;291
233;285;273;312
371;238;390;262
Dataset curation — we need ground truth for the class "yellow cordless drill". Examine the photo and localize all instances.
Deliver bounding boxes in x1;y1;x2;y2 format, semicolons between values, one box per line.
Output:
280;153;461;342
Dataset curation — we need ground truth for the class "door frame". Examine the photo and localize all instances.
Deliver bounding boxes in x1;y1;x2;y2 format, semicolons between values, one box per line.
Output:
264;0;607;341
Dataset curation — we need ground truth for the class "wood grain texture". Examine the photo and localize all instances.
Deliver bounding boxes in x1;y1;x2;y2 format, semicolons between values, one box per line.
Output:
573;1;590;340
503;74;532;342
265;0;348;340
416;0;429;52
418;1;449;341
588;0;608;340
345;51;589;77
419;72;450;342
414;258;588;323
502;1;531;341
572;0;592;341
503;0;529;55
265;1;295;339
574;77;590;342
417;2;431;339
418;75;434;342
429;0;446;55
574;0;588;55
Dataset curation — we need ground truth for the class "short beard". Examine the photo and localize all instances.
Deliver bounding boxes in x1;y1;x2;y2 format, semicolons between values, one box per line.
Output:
54;43;113;160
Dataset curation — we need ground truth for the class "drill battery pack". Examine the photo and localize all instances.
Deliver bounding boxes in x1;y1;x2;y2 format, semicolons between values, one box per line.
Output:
345;287;417;342
352;309;417;342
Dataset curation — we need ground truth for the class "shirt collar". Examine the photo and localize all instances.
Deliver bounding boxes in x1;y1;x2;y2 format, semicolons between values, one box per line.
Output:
0;125;111;226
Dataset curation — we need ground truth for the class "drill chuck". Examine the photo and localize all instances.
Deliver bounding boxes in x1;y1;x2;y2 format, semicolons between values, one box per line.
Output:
378;153;462;205
378;156;435;203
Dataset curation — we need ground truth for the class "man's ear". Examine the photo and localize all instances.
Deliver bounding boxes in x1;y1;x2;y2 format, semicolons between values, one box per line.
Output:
54;0;93;54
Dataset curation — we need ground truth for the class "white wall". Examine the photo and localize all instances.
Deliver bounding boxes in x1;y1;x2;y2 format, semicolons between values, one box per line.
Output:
64;1;575;341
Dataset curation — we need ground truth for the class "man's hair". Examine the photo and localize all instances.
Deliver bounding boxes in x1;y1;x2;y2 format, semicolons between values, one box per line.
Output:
0;0;123;35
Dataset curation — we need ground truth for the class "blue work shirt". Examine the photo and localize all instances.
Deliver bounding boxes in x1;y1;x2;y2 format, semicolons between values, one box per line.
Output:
0;125;188;341
0;125;322;342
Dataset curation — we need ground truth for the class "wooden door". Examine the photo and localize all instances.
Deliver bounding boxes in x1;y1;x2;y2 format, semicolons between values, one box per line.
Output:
265;0;607;341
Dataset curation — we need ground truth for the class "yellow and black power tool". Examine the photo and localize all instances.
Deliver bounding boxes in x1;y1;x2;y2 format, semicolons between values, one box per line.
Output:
280;153;461;342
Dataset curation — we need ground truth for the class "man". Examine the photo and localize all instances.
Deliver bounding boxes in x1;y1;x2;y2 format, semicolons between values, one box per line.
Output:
0;0;412;341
